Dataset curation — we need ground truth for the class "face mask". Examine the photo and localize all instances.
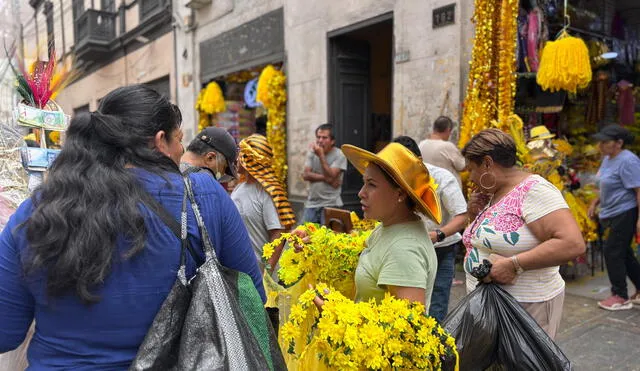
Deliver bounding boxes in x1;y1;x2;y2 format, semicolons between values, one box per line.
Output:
213;154;233;183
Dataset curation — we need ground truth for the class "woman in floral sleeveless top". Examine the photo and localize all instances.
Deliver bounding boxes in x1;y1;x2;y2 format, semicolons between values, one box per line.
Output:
461;129;585;339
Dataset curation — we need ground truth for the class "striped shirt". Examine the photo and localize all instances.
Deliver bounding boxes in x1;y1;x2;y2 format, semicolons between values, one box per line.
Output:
463;175;568;302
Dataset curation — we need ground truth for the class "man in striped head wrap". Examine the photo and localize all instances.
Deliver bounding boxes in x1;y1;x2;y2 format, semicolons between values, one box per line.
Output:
231;134;296;272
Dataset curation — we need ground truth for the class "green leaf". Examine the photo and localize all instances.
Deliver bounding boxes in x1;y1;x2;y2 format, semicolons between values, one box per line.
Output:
483;227;496;234
469;248;479;263
483;237;492;249
502;232;520;246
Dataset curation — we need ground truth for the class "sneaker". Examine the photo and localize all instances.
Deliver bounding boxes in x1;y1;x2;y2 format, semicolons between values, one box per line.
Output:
630;292;640;305
598;295;633;311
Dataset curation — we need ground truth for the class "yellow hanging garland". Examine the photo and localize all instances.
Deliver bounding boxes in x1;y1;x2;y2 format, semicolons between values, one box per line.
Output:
459;0;501;148
536;31;592;93
496;0;519;127
257;65;288;184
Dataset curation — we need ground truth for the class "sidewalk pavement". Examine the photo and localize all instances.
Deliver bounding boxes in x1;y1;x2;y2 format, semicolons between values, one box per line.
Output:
449;271;640;371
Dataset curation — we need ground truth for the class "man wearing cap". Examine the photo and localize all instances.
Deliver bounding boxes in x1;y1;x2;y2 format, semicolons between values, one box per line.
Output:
302;124;348;224
180;127;238;183
589;124;640;310
419;116;466;186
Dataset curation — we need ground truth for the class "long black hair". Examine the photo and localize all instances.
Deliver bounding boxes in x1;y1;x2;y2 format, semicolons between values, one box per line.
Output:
23;85;182;303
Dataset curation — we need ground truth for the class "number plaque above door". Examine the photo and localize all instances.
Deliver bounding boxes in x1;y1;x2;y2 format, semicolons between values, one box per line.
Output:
433;4;456;29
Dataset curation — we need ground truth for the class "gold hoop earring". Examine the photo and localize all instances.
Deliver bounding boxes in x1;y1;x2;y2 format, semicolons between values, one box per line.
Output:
479;172;497;190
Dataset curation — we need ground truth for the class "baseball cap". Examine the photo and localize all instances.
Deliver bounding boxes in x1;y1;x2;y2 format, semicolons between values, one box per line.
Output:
592;124;634;145
197;127;238;178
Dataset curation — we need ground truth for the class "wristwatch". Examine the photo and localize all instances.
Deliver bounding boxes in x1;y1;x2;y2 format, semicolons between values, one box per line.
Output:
435;229;446;243
511;255;525;275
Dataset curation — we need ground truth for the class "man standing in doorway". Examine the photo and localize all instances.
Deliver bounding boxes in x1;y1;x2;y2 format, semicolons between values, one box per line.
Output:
419;116;466;186
302;123;348;224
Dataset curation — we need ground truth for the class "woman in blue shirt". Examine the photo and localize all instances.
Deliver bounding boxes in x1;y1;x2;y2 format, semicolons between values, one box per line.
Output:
0;85;264;369
589;125;640;311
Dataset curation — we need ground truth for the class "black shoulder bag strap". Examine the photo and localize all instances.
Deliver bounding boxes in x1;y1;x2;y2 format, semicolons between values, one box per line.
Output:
139;189;205;267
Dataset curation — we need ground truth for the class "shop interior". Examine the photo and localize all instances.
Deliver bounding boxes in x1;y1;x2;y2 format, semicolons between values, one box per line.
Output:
516;0;639;152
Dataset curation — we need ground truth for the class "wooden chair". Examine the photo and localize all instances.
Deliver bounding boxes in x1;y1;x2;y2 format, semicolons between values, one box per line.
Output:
324;207;353;234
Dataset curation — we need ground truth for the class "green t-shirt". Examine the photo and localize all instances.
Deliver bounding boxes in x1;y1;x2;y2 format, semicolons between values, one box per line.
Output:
354;220;437;311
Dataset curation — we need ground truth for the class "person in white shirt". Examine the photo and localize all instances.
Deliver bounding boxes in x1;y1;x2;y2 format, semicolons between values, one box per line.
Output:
231;134;296;273
419;116;466;186
393;136;468;322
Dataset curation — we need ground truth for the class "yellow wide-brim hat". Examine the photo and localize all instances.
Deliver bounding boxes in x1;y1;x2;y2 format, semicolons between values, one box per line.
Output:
341;143;442;224
529;125;555;141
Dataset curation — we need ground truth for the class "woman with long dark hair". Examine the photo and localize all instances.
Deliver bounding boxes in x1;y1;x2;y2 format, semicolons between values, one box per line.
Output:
0;85;264;369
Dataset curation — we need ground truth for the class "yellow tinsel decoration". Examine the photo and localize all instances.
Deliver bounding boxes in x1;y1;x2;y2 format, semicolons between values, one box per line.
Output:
256;65;288;184
460;0;513;148
496;0;519;126
536;31;592;93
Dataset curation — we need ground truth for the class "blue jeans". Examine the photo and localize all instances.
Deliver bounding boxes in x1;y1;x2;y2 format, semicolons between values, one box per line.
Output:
302;207;325;225
429;243;457;322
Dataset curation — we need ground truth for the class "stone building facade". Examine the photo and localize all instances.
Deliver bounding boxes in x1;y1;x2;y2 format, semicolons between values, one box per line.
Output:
176;0;475;213
21;0;175;115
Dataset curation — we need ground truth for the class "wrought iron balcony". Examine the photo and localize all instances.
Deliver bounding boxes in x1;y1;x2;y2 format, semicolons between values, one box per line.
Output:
74;9;117;62
139;0;170;22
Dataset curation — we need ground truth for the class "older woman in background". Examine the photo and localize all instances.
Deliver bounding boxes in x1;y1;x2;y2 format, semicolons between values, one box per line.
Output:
589;124;640;310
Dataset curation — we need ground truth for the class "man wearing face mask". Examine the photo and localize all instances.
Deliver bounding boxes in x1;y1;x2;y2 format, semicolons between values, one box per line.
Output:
180;127;238;184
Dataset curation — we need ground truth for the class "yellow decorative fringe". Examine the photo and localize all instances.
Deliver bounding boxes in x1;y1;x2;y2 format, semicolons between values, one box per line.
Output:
257;65;288;185
537;31;592;93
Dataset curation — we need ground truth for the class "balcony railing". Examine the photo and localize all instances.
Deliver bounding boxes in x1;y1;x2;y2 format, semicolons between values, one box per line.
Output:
75;9;116;45
74;9;117;61
139;0;169;22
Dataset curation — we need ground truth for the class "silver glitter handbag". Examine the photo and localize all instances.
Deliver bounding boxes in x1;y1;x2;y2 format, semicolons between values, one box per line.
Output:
129;175;285;370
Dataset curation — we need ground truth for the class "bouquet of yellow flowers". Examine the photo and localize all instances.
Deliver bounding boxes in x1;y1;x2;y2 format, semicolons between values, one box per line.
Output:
281;284;459;370
263;223;373;296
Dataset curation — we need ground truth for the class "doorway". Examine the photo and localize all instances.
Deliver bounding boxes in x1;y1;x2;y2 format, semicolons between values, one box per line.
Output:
328;14;393;212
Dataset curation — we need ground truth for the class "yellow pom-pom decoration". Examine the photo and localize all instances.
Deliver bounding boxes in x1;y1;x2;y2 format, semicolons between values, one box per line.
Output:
197;81;226;115
257;65;277;108
537;31;592;93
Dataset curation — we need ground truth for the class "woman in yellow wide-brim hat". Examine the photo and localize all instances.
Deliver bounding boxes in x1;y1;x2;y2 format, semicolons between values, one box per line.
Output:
301;142;442;310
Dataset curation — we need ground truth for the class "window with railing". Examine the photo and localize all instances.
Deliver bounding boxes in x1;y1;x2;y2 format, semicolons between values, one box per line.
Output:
72;0;84;21
100;0;116;13
139;0;167;22
43;1;54;55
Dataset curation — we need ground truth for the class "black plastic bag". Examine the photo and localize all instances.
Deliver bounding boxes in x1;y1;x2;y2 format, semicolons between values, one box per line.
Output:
443;260;572;371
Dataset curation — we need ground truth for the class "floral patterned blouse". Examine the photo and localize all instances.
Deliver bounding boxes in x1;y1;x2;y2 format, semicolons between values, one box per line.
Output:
463;175;569;302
